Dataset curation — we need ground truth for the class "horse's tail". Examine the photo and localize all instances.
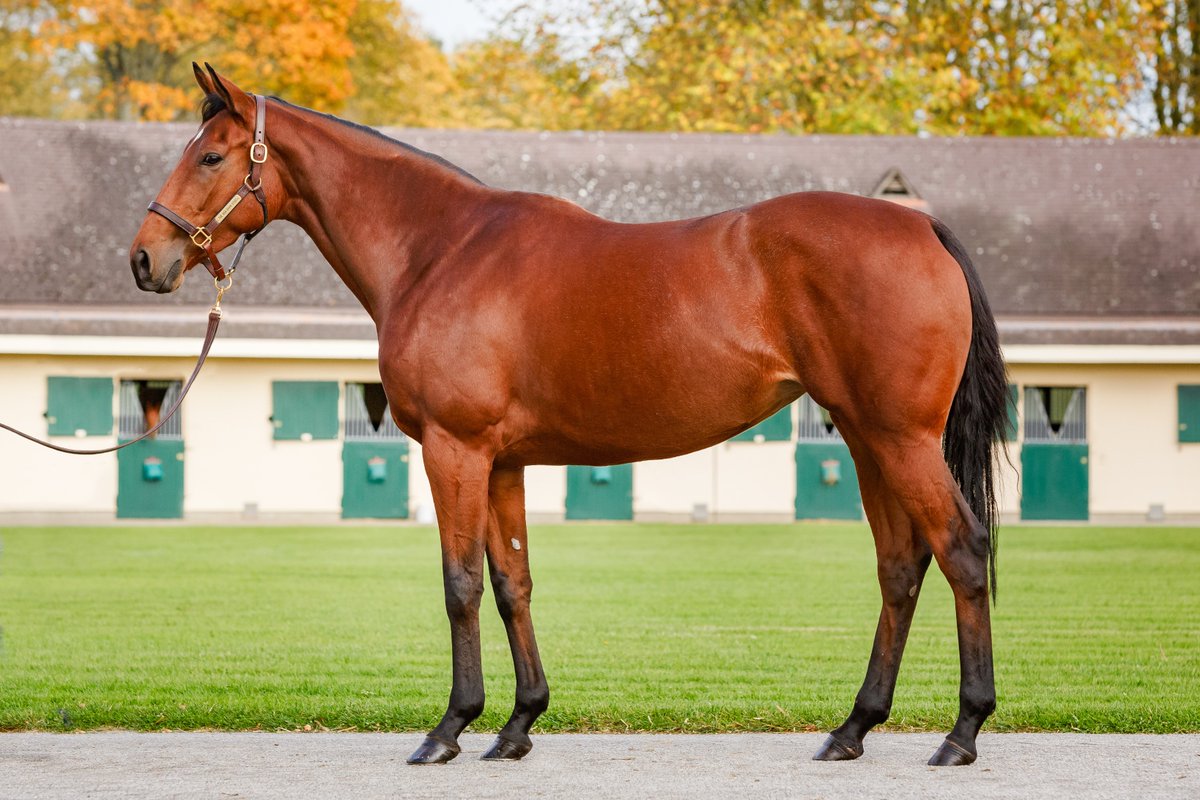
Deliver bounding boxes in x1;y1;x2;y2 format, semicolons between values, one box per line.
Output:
931;217;1008;604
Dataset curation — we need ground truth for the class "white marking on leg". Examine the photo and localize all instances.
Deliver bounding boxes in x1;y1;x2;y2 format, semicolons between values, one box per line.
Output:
511;538;521;551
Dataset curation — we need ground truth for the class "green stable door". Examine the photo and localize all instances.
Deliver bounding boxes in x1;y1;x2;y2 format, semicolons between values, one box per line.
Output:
116;380;184;519
342;383;410;519
117;439;185;519
1020;387;1089;521
794;396;862;520
565;464;633;520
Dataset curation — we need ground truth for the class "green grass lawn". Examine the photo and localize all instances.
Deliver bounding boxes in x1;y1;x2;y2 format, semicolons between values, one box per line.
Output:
0;524;1196;734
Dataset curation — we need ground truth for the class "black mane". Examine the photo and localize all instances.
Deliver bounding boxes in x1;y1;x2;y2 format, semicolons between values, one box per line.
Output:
198;93;481;185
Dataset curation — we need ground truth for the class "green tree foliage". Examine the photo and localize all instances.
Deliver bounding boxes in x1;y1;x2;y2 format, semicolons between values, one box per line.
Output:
0;0;71;117
344;0;463;126
471;0;1159;136
1149;0;1199;133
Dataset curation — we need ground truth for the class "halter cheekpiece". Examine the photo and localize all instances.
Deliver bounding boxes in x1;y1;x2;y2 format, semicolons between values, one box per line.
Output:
147;93;270;281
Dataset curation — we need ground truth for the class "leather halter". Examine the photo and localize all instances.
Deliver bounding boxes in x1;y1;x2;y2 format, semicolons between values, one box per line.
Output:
147;94;270;281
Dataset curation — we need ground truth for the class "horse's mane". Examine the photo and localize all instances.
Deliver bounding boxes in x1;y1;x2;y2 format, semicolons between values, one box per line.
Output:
200;93;227;123
198;92;482;185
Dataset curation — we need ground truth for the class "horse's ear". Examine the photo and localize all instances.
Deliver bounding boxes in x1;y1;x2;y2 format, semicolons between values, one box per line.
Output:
193;62;213;95
203;62;256;128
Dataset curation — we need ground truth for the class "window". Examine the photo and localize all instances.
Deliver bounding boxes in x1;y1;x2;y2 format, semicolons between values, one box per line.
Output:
1179;385;1200;444
271;381;339;441
46;376;113;437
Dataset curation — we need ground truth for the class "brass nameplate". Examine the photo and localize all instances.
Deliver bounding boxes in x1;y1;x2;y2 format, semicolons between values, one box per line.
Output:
213;194;243;226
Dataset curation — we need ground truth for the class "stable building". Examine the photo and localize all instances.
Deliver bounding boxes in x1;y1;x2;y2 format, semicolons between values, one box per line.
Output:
1;119;1198;523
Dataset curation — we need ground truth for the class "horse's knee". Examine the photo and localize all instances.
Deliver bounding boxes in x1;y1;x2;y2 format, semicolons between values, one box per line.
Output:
444;566;483;620
490;569;532;621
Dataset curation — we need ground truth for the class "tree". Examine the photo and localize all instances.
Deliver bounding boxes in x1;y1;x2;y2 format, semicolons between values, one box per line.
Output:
25;0;360;120
462;0;1163;136
344;0;463;127
0;0;66;117
904;0;1157;136
452;33;597;130
1148;0;1199;133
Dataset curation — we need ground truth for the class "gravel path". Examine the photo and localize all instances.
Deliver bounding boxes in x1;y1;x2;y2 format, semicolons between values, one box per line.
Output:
2;732;1197;799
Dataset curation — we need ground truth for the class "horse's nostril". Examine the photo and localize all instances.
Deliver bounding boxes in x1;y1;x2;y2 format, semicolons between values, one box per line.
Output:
132;248;151;280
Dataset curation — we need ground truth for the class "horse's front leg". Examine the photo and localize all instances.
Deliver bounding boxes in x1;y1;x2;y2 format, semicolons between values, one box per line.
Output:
481;465;549;760
407;430;493;765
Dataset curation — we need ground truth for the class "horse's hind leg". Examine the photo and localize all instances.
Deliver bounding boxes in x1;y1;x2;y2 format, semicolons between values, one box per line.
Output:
480;465;549;760
866;434;995;766
814;440;932;761
407;429;492;765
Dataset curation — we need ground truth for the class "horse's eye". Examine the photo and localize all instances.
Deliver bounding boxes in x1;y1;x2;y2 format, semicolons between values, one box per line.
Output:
201;152;223;166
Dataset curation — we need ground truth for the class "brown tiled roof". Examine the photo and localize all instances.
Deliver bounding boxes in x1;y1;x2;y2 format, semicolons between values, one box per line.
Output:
1;117;1197;321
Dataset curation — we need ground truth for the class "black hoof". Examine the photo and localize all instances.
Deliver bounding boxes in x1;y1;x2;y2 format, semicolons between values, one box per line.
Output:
812;734;863;761
407;735;461;765
480;733;533;761
927;738;977;767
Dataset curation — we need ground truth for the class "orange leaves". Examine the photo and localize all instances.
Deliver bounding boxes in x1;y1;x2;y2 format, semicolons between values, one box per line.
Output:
18;0;361;120
108;80;193;122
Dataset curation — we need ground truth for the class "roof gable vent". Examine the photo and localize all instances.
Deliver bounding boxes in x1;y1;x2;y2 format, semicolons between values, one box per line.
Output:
871;168;929;213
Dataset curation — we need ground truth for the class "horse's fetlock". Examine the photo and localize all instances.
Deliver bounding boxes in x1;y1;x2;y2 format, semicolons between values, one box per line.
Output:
456;697;486;723
960;688;996;720
851;698;890;728
517;685;550;718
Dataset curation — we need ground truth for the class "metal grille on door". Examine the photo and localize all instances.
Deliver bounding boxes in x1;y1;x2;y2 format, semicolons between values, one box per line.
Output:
344;383;405;440
118;380;182;439
1024;387;1086;443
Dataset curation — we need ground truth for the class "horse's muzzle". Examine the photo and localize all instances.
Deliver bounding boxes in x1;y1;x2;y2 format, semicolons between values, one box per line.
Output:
130;247;182;293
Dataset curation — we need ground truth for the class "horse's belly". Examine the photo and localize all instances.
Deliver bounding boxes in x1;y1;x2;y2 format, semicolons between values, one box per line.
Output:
509;361;802;466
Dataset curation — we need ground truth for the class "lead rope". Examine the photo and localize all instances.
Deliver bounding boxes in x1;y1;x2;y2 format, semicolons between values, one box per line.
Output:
0;276;232;455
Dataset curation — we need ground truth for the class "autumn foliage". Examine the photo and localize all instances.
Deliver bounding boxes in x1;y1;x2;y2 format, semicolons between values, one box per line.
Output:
0;0;1194;136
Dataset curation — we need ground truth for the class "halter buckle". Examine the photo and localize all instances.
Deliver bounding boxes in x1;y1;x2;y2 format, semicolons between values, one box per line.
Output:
249;142;268;164
190;227;213;248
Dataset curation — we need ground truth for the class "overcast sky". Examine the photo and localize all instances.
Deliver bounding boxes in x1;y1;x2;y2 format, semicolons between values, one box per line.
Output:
403;0;515;49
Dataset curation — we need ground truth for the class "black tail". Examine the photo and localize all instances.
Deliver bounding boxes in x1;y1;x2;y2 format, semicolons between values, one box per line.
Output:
931;218;1009;604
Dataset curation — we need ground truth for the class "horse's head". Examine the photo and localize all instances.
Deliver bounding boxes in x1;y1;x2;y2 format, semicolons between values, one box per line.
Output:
130;63;276;293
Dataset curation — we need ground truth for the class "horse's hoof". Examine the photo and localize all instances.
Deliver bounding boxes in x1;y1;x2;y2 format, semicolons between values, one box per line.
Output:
812;734;863;761
927;738;977;767
480;733;533;761
407;735;460;765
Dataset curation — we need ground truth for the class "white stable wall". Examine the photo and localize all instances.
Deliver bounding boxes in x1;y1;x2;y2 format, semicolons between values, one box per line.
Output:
2;342;1198;522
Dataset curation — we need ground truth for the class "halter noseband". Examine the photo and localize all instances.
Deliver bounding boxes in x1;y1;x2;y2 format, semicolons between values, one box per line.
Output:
147;93;270;282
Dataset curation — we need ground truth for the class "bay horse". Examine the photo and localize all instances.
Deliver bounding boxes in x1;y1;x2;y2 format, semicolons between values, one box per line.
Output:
130;65;1008;767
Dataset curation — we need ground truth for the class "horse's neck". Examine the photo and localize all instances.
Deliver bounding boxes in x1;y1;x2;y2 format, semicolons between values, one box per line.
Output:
273;108;489;320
